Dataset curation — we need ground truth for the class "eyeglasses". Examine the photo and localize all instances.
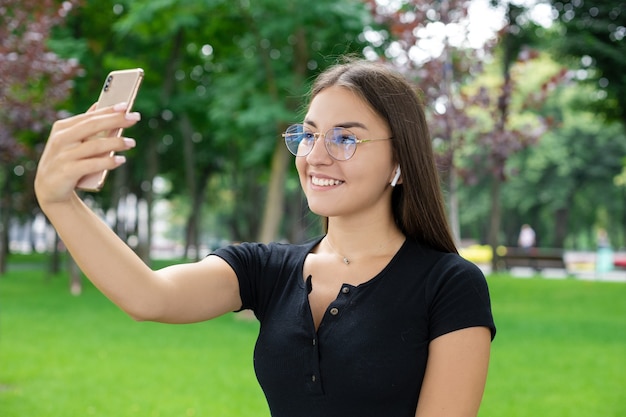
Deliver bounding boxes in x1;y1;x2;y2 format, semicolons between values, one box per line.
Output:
282;124;392;161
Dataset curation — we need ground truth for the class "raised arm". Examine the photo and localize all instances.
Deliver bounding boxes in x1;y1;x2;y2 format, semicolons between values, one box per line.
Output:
34;104;241;323
415;327;492;417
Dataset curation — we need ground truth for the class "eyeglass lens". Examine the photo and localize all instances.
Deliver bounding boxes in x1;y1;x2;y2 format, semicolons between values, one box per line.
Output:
283;124;358;160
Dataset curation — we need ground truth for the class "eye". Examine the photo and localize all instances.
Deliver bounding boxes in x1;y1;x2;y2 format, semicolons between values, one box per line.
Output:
331;129;357;146
303;131;315;139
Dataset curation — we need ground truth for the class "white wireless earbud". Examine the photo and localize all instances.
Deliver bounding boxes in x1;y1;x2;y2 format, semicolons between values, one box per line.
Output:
390;165;401;187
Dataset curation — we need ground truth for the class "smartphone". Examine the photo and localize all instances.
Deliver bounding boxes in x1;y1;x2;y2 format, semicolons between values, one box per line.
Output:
76;68;144;192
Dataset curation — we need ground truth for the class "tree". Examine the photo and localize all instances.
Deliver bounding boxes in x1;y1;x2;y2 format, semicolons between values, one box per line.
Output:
204;0;384;243
365;0;489;243
503;78;626;249
366;0;558;256
50;0;387;261
56;0;225;261
0;0;80;274
549;0;626;247
479;4;562;268
549;0;626;126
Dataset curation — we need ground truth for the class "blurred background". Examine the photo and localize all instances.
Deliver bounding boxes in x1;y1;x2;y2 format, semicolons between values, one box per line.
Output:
2;2;626;416
1;0;625;274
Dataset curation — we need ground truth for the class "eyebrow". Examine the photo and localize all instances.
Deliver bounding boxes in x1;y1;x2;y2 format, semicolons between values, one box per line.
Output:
303;120;369;130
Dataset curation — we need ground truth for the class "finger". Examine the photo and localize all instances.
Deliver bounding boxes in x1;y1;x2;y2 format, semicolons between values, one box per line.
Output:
73;153;128;178
51;108;141;147
52;102;138;134
70;136;137;161
49;152;128;192
35;142;129;204
75;108;141;140
40;130;135;183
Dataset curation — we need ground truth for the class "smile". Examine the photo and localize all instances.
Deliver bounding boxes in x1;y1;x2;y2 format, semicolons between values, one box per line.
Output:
311;176;344;187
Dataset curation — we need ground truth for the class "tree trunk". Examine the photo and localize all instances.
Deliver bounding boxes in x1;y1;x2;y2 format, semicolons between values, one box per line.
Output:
67;252;82;295
447;167;460;244
180;114;202;260
255;21;309;243
112;161;129;241
441;36;460;245
0;185;11;275
184;172;211;260
258;145;291;243
0;166;12;275
134;29;184;264
488;177;502;272
183;201;200;260
136;142;156;266
553;206;569;248
488;5;516;270
254;43;285;243
49;231;61;278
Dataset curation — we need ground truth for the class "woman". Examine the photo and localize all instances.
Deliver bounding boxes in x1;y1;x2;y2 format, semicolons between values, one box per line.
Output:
35;59;495;416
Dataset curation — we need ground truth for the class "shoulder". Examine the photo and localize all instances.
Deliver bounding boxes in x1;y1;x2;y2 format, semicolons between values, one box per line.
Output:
404;240;496;339
211;237;321;268
430;249;488;294
210;238;322;314
402;238;484;278
402;239;491;304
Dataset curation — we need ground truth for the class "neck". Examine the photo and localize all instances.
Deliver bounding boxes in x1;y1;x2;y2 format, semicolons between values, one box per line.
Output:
324;217;405;264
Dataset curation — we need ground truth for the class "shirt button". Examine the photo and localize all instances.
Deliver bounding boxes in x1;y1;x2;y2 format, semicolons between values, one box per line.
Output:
342;286;350;294
312;338;316;346
330;307;339;315
311;375;316;382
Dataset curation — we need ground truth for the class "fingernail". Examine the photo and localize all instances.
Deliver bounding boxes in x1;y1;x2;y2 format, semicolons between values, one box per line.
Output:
114;155;126;164
113;102;128;111
125;112;141;121
123;138;136;148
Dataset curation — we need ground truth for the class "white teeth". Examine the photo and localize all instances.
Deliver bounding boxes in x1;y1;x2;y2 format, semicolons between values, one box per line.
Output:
312;176;343;187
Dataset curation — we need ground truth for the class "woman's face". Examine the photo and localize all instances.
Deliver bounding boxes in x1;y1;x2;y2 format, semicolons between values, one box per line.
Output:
296;85;397;221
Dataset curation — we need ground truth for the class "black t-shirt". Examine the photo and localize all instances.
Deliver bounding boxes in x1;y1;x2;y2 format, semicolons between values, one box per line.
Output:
213;237;496;417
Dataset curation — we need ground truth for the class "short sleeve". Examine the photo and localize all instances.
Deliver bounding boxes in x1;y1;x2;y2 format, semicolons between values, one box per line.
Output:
210;240;312;320
426;255;496;340
211;242;271;312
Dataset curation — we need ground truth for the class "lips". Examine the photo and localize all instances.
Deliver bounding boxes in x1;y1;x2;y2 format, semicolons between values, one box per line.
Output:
311;176;344;187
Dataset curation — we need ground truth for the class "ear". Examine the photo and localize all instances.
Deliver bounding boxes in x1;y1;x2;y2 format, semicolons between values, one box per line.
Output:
390;165;401;187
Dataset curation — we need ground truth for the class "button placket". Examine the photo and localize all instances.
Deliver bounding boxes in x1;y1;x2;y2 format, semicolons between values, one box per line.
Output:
313;336;325;392
308;284;355;395
306;332;323;393
325;284;354;319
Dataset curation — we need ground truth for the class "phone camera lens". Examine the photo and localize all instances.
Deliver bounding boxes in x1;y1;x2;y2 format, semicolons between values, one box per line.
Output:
104;75;113;92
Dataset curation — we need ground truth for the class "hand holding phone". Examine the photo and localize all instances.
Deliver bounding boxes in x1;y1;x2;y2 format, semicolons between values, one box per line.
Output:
76;68;144;191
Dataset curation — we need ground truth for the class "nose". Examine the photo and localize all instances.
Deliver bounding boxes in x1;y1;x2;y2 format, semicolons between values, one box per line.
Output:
305;132;332;165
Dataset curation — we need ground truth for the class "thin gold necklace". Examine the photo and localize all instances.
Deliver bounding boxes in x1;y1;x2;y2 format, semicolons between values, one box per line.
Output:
324;234;403;266
325;236;351;265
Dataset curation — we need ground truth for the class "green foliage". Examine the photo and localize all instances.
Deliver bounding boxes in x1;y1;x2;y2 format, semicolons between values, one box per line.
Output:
32;0;382;243
456;41;626;248
549;0;626;123
502;79;626;247
6;0;625;251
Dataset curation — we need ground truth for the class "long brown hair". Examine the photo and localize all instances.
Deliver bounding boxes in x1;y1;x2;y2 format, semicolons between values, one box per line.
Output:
309;59;457;254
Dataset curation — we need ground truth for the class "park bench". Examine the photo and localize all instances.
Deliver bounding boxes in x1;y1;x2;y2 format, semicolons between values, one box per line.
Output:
496;247;568;272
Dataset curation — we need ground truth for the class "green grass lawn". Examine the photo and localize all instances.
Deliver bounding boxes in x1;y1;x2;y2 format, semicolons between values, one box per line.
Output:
1;256;625;416
484;273;626;417
0;256;267;417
